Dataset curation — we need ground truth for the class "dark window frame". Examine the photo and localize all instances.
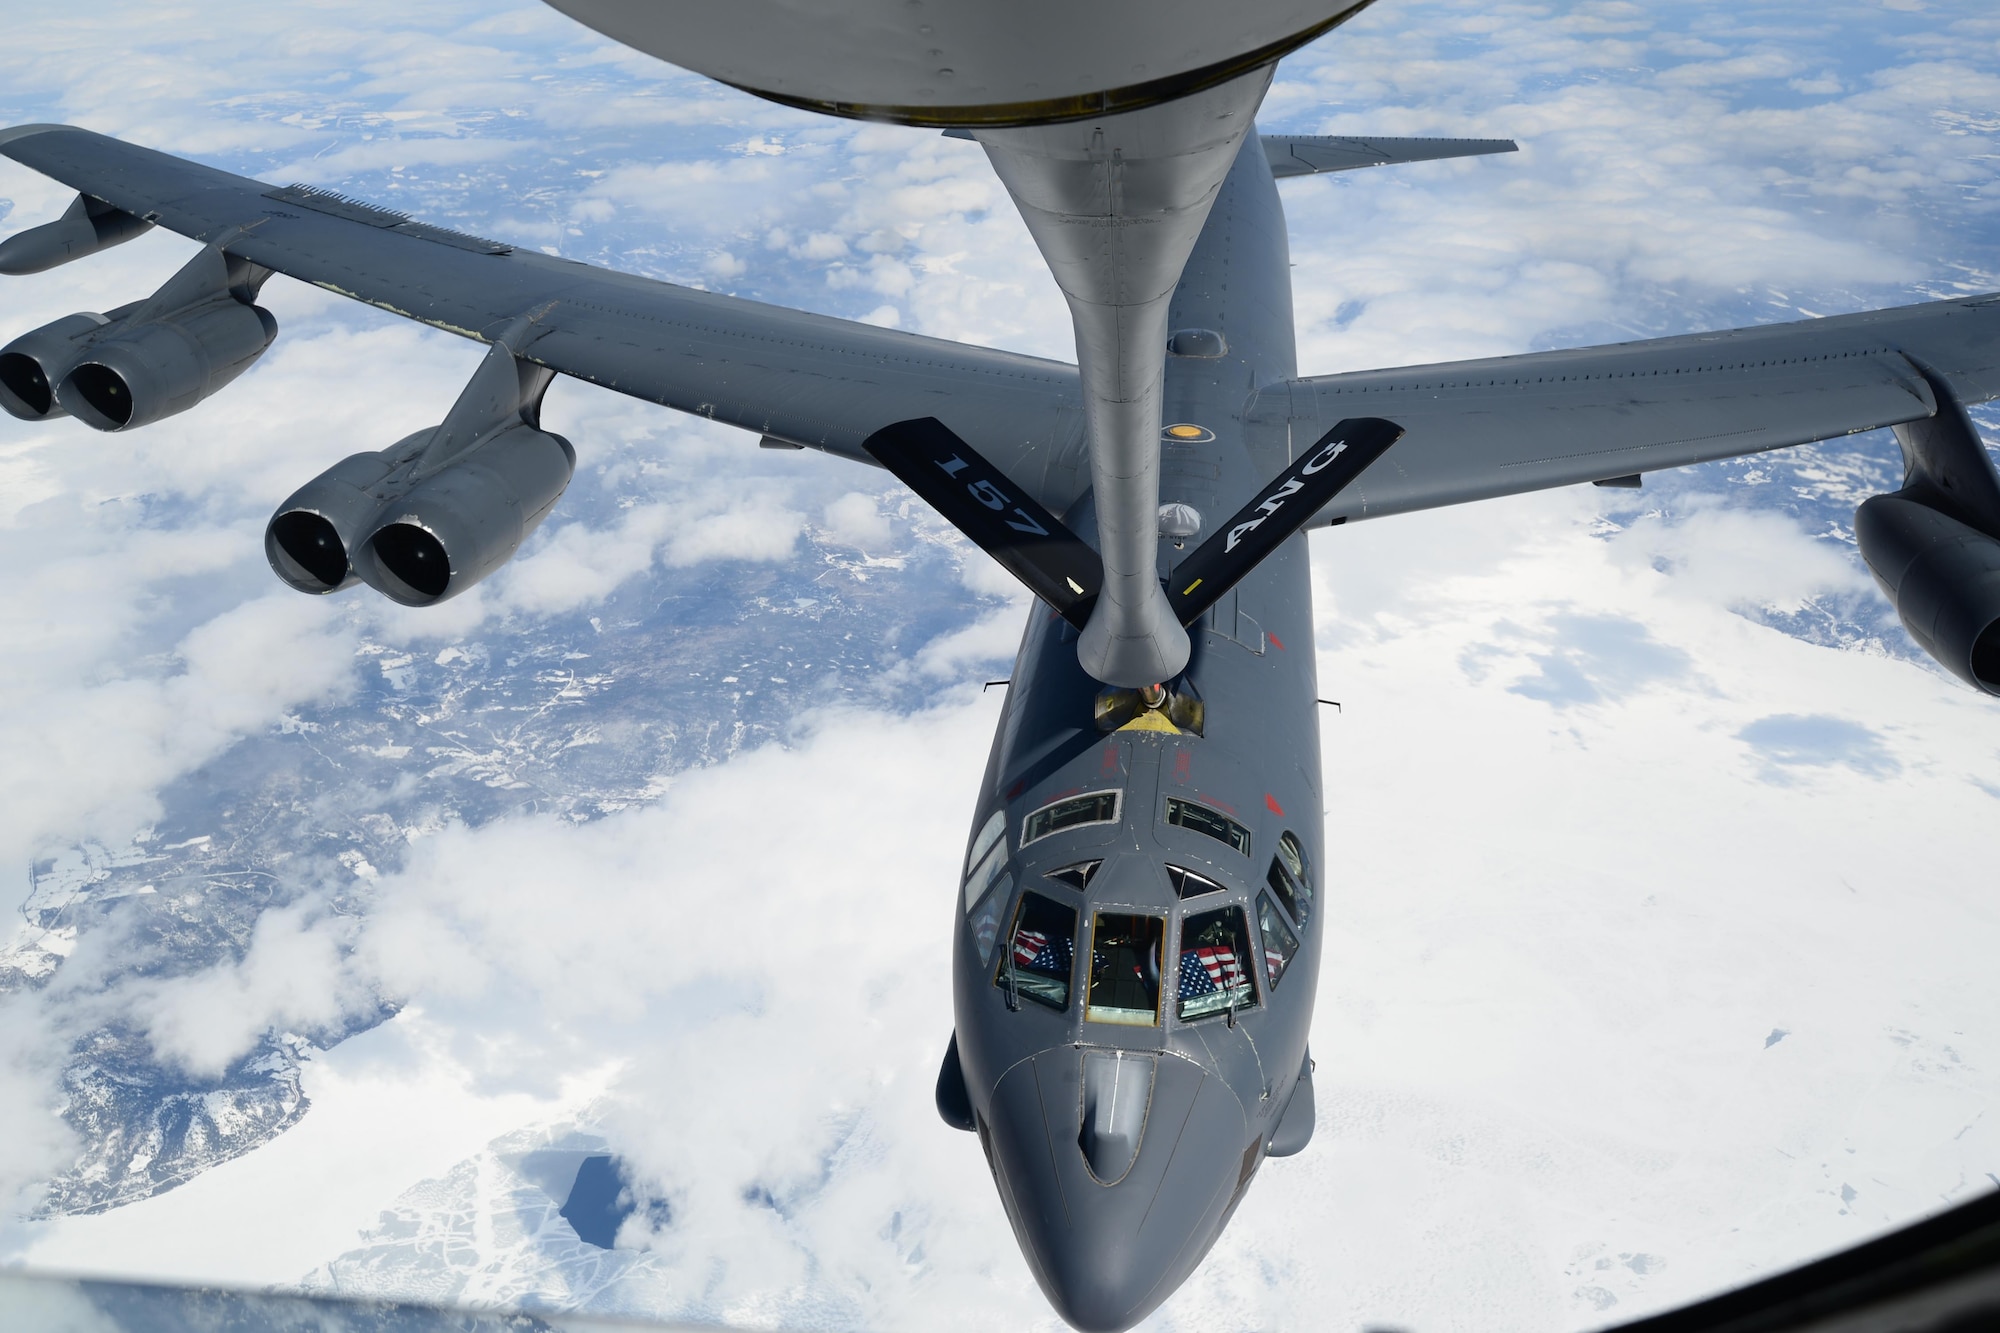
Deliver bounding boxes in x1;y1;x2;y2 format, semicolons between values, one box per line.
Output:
994;889;1078;1012
1166;863;1225;898
1175;903;1260;1022
1021;788;1122;848
1084;910;1166;1028
1256;890;1302;989
1164;797;1252;857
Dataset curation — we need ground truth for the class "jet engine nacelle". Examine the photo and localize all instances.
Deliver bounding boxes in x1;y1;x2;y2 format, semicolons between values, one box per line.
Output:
1854;492;2000;695
0;193;152;276
58;296;277;432
0;243;276;429
266;423;574;605
267;336;569;605
352;424;575;606
0;308;130;421
264;434;424;595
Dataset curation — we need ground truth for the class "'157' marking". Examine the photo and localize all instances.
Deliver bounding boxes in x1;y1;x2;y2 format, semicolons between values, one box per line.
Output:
936;454;1049;536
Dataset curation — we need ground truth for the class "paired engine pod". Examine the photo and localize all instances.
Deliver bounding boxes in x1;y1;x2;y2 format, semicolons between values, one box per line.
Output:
57;298;277;432
1854;493;2000;695
353;424;576;606
0;310;122;421
263;437;429;595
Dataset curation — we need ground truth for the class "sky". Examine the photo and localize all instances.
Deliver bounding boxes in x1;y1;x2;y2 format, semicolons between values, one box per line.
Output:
1;1;1999;1331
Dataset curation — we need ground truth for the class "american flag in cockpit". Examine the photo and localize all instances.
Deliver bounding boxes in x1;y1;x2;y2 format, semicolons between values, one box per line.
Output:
1179;946;1245;999
1013;929;1070;974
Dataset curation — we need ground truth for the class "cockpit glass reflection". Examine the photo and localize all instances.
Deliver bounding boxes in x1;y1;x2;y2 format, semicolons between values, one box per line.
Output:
1165;796;1251;856
963;810;1006;909
968;873;1010;967
1086;912;1165;1026
1257;891;1301;988
1268;829;1313;929
1264;857;1302;926
1022;789;1120;846
996;890;1076;1010
1176;904;1258;1021
1045;859;1101;891
1166;863;1223;898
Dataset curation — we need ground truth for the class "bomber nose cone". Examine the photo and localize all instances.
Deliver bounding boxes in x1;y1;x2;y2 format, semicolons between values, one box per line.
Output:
986;1047;1250;1332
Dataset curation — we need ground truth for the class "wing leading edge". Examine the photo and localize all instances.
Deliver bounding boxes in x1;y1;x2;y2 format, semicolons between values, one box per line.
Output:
1246;296;2000;526
1260;134;1518;177
0;123;1089;503
10;123;2000;537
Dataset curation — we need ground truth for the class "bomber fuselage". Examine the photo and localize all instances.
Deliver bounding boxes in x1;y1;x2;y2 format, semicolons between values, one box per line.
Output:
948;134;1325;1332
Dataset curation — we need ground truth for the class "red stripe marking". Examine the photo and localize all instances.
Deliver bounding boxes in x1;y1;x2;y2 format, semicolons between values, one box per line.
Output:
1265;793;1285;816
1267;632;1285;651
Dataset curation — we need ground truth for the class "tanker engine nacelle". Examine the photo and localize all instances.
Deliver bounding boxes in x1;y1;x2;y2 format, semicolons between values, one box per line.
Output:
1852;369;2000;697
0;242;276;429
265;340;574;606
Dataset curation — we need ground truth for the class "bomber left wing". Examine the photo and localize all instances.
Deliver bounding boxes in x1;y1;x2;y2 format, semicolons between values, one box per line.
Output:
0;123;1088;497
1248;294;2000;525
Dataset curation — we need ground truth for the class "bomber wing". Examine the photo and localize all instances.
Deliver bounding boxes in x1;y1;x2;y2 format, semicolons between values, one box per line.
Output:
0;123;1088;502
1244;296;2000;525
1259;134;1517;177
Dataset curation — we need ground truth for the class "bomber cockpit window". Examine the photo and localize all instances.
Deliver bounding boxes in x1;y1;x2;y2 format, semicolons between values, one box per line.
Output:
1086;912;1165;1027
963;810;1008;911
1165;797;1251;856
967;873;1011;968
1267;830;1314;930
1265;858;1309;931
996;890;1076;1011
1046;860;1101;891
1166;864;1223;898
1257;891;1301;989
1023;790;1121;847
1177;905;1258;1022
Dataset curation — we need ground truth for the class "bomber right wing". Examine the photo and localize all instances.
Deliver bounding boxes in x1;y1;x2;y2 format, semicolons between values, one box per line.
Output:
1245;294;2000;525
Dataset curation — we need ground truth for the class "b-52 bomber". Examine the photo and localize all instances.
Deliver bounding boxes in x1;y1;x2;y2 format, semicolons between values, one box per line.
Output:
3;1;1999;1327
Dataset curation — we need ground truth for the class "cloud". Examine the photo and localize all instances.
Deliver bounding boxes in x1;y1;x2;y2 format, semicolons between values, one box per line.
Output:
1503;612;1695;707
139;903;365;1079
1736;713;1903;781
820;492;893;549
661;496;803;567
0;1;1997;1330
0;595;360;901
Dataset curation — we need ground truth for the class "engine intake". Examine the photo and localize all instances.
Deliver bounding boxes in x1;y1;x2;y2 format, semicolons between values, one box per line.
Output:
59;297;277;432
353;424;576;606
0;308;130;421
1855;493;2000;695
266;337;568;605
264;435;427;595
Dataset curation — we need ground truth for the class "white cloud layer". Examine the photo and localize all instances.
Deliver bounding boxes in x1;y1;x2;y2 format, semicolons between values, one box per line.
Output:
0;0;1996;1329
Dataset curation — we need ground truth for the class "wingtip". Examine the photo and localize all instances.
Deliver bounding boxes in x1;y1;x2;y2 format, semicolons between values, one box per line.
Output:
0;123;73;151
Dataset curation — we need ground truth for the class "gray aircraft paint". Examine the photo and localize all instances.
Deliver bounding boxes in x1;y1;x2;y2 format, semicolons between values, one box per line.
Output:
975;68;1274;687
948;135;1323;1331
539;0;1372;127
6;124;1994;534
8;107;2000;1332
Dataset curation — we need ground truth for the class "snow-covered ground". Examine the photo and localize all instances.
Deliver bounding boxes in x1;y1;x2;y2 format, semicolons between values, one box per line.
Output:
1;1;1997;1330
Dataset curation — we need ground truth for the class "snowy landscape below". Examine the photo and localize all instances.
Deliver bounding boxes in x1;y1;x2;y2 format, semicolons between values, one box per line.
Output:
0;1;1997;1330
